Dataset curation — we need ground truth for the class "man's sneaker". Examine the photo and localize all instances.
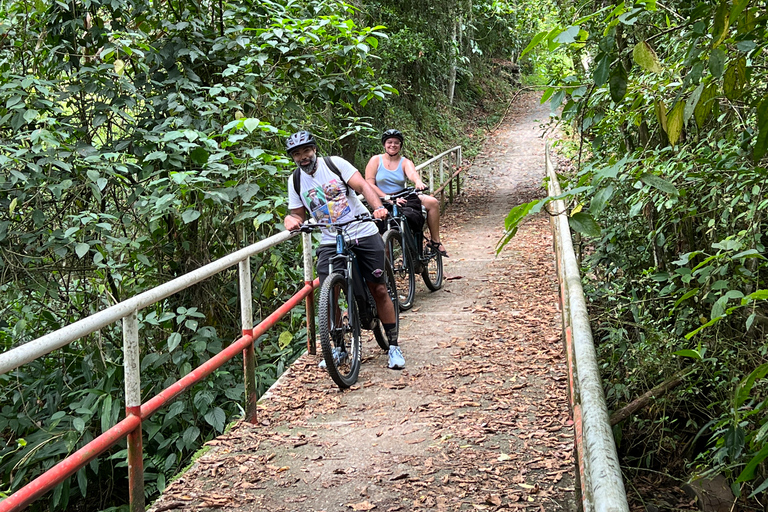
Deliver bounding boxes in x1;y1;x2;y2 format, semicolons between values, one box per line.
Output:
388;346;405;370
319;347;347;369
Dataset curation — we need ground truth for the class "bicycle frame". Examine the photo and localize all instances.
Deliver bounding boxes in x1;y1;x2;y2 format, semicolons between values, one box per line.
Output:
390;198;426;270
328;227;377;331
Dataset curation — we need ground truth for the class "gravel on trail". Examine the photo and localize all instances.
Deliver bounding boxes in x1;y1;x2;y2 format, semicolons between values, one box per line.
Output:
147;91;578;512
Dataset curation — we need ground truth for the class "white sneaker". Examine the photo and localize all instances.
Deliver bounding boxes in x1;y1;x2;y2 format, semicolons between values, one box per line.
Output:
388;346;405;370
319;347;347;369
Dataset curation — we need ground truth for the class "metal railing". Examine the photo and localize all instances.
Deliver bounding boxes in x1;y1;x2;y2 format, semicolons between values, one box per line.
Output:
546;144;629;512
416;146;463;212
0;229;319;512
0;146;463;512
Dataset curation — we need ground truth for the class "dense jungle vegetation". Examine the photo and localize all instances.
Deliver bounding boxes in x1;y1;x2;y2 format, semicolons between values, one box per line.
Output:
502;0;768;505
0;0;557;509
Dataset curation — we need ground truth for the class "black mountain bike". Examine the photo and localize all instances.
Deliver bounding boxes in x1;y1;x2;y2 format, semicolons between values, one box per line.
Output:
300;216;399;389
381;188;443;311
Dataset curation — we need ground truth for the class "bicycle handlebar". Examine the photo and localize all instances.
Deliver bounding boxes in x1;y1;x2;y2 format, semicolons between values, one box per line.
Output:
382;186;428;202
294;215;381;233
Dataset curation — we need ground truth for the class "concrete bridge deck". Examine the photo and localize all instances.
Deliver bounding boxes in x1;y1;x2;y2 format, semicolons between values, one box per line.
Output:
147;92;576;512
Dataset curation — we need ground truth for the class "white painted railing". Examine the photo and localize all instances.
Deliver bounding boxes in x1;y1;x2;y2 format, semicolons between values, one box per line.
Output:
546;143;629;512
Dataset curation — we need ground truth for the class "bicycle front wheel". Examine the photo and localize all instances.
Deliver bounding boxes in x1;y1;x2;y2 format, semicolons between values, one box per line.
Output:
382;229;415;311
373;259;399;351
421;241;443;291
318;273;361;389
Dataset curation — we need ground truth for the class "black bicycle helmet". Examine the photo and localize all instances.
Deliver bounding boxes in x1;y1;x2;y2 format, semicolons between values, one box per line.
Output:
286;130;316;154
381;129;404;145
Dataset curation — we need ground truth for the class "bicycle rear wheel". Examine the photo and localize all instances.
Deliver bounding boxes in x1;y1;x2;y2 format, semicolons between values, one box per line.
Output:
318;273;361;389
373;259;399;351
421;241;443;291
382;229;415;311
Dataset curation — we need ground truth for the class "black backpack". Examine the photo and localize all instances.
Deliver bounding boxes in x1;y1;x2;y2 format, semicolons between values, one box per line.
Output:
291;156;348;205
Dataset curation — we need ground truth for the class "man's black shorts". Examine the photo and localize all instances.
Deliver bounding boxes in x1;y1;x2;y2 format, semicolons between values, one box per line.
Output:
316;234;387;286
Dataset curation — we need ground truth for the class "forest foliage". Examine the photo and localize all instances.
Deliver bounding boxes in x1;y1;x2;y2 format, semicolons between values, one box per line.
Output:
500;0;768;502
0;0;553;509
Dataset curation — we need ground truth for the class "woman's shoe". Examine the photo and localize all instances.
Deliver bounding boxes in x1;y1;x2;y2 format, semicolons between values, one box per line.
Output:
427;239;449;257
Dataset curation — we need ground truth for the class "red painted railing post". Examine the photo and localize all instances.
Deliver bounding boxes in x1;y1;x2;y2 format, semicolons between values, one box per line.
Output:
126;407;144;512
242;330;257;423
305;285;316;354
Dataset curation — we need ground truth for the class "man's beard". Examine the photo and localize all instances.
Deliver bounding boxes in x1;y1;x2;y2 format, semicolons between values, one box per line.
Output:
299;155;318;174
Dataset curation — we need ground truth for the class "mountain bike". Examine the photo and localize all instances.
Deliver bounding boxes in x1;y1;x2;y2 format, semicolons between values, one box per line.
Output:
381;187;443;311
300;216;399;389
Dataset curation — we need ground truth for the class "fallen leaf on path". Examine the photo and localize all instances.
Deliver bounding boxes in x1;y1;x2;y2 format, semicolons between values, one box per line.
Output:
348;501;376;511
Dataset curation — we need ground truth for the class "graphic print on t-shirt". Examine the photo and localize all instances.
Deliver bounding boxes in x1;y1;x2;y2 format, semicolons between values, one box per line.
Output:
303;179;350;223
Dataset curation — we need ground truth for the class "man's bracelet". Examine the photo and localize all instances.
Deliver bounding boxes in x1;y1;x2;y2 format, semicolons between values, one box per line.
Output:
374;206;386;211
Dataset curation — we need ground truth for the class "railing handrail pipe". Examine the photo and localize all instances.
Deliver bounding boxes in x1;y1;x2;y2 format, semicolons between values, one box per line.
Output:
0;230;296;376
413;145;461;172
546;144;629;512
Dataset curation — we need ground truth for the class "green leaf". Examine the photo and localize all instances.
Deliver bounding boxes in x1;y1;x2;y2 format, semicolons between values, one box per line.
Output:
609;64;627;103
736;364;768;409
278;330;293;349
553;26;580;44
593;55;611;87
754;97;768;161
569;212;601;237
182;209;201;224
673;288;700;310
711;0;730;49
145;150;168;162
189;147;209;165
520;30;549;59
694;84;717;128
723;58;746;100
243;118;260;133
496;200;539;253
75;243;90;258
673;349;702;360
77;467;87;498
101;395;113;433
684;84;704;123
730;0;750;22
655;99;668;133
167;332;182;352
632;41;663;73
182;426;200;446
743;290;768;305
666;101;685;146
204;407;226;432
639;173;679;195
709;47;726;78
589;185;614;216
23;109;39;123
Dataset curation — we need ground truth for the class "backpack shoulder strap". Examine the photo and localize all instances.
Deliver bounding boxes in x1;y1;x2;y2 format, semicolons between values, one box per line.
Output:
292;167;302;199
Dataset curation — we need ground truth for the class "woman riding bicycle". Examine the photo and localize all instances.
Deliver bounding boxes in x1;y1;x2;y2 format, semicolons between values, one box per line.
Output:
364;129;449;257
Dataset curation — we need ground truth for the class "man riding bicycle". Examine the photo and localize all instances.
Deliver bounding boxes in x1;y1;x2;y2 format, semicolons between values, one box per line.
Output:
282;130;405;370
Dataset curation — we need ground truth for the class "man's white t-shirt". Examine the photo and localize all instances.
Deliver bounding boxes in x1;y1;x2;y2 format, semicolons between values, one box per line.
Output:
288;156;379;245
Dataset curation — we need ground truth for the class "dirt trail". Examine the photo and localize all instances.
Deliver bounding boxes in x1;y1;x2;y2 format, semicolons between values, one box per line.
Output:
148;92;576;512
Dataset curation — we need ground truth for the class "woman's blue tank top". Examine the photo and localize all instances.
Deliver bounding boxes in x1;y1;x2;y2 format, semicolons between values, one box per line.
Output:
375;155;406;194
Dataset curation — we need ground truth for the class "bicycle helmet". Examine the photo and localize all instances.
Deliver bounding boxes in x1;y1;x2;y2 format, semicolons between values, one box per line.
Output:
286;130;316;155
381;129;404;145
